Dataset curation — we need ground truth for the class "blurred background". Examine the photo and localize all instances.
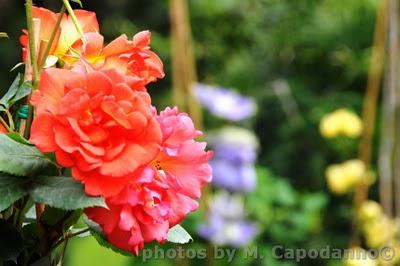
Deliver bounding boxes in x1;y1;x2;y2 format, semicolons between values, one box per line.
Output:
0;0;394;265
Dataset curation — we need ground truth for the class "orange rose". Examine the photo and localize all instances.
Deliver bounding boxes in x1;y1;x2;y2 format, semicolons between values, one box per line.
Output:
20;7;98;62
30;68;162;197
0;123;7;133
65;31;164;87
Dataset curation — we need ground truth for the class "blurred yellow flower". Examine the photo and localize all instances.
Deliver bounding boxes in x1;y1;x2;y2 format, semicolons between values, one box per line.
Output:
325;159;366;195
320;108;363;138
358;201;383;223
364;216;395;248
344;248;377;266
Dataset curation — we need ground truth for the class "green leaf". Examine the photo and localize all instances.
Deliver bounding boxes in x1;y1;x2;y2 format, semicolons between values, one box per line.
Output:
0;32;8;38
62;210;84;229
0;74;32;110
71;0;83;8
167;224;193;244
9;81;32;107
0;174;28;212
42;208;83;232
29;176;106;210
86;218;134;257
0;74;21;109
41;207;70;226
0;134;51;176
91;230;134;257
6;132;32;145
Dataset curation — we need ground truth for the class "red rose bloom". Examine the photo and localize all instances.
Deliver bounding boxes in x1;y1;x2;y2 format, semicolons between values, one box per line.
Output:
30;68;162;197
85;107;212;255
155;107;213;198
86;166;198;255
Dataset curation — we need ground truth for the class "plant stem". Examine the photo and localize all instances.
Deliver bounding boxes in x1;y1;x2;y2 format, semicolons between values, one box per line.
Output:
62;0;83;36
169;0;203;129
39;5;66;69
59;238;69;265
23;105;34;139
35;203;48;254
16;197;32;228
23;0;41;139
350;0;387;247
51;228;90;251
4;110;15;131
25;0;39;84
67;228;90;239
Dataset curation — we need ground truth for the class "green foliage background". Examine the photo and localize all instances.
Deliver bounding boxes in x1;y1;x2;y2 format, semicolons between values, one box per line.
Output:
0;0;379;265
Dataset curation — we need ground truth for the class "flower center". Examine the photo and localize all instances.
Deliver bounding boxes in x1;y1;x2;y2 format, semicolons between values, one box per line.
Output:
153;160;162;170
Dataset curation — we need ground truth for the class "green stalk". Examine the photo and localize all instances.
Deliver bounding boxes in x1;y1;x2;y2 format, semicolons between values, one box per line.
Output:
62;0;83;36
39;5;66;69
25;0;39;83
23;0;38;139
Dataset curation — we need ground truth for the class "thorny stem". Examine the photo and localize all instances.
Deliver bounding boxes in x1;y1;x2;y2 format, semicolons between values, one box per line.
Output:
62;0;84;36
39;5;66;69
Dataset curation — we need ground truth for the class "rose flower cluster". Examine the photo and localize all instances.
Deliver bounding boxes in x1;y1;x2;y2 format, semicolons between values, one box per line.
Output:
22;7;212;255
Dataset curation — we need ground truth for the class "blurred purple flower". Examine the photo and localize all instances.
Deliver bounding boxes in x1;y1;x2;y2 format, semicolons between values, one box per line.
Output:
198;192;258;247
211;160;257;192
208;127;259;192
193;83;257;121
